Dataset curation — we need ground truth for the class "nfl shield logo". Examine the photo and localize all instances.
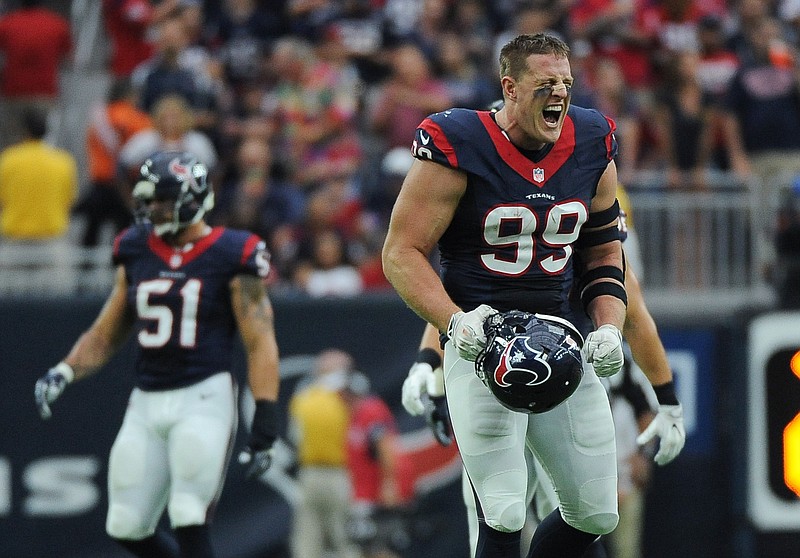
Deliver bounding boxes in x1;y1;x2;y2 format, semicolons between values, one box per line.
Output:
533;168;545;183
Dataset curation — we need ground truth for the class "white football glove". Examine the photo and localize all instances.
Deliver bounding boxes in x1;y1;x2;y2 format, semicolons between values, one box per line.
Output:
582;324;624;377
34;362;74;420
636;404;686;466
402;362;442;416
238;446;275;479
447;304;498;361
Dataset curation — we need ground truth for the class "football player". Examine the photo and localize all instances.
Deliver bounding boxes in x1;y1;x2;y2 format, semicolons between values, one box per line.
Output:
384;32;637;558
407;271;683;558
33;151;281;558
402;178;685;557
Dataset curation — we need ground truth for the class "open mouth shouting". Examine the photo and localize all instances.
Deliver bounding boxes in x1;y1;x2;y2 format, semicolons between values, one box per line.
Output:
542;103;564;128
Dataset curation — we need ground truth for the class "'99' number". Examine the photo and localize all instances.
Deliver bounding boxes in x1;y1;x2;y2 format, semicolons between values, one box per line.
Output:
481;202;587;276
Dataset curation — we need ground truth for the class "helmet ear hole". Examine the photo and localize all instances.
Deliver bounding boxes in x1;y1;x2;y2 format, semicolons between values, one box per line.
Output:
476;311;584;414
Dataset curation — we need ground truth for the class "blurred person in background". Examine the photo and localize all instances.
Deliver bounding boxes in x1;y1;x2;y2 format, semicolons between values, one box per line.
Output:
721;15;800;187
74;77;152;247
359;146;420;292
695;14;746;175
170;0;226;141
650;51;718;189
567;0;655;106
267;35;363;189
211;135;305;244
0;107;78;291
695;14;740;104
290;171;379;295
726;0;772;64
119;93;218;180
634;0;718;80
364;146;415;228
436;30;499;110
307;3;385;86
366;41;452;151
344;370;416;558
720;14;800;278
206;0;288;92
572;56;644;186
102;0;182;79
391;0;449;62
448;0;496;72
293;227;364;298
133;12;218;133
288;348;361;558
32;151;280;558
493;3;566;65
0;0;72;149
216;78;277;161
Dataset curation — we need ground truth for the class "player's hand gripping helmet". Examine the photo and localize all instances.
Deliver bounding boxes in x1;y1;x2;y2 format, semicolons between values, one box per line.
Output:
475;311;585;414
132;151;214;236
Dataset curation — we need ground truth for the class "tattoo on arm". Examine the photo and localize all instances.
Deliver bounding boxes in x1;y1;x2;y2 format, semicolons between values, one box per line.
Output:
235;275;274;332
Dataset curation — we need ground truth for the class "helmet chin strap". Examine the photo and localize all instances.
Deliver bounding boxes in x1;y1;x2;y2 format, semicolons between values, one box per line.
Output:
154;220;181;237
152;187;215;237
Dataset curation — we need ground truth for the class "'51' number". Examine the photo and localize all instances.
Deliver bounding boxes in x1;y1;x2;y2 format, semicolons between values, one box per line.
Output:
137;279;201;348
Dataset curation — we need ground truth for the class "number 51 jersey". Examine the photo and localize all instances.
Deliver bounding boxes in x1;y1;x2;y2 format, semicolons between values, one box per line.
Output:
113;225;270;390
412;105;617;321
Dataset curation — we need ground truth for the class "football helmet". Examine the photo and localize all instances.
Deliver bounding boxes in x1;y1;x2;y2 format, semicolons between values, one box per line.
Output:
132;151;214;236
475;311;584;414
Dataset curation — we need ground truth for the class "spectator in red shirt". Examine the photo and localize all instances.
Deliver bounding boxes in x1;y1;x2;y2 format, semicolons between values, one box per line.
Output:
102;0;181;78
636;0;716;80
343;371;415;558
0;0;72;149
568;0;655;96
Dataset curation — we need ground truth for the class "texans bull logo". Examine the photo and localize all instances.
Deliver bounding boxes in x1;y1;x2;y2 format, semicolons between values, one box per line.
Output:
493;336;551;387
168;158;203;192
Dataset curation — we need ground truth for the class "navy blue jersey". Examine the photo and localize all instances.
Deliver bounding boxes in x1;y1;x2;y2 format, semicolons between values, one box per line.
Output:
412;106;617;321
112;225;270;390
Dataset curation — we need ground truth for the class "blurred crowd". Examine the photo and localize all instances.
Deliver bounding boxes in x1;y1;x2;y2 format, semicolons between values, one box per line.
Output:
3;0;800;297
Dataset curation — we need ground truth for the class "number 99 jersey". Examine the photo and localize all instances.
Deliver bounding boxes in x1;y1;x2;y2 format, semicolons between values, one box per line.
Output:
412;106;617;321
112;225;270;390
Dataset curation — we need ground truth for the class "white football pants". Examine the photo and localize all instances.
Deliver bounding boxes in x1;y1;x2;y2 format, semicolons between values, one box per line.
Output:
105;371;237;540
444;342;618;538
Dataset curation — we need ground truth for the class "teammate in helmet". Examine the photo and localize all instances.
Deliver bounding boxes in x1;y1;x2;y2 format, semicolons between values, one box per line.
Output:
133;151;215;237
383;32;631;558
34;151;281;558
